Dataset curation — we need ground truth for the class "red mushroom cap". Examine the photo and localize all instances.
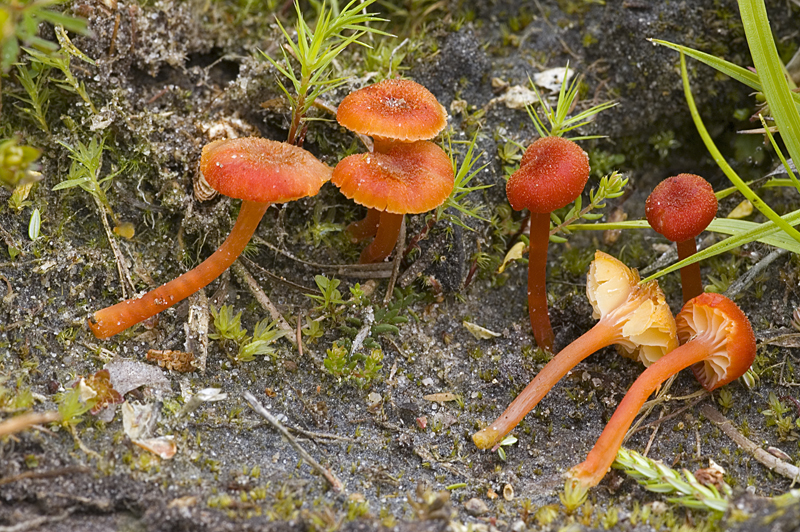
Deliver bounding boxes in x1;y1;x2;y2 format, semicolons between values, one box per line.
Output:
331;140;454;214
336;79;447;142
506;136;590;213
676;293;755;391
645;173;718;243
200;138;331;204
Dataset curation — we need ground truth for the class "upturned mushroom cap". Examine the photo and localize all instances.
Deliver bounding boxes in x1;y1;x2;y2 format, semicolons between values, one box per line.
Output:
200;138;331;204
676;293;756;390
332;140;454;214
506;136;590;213
336;79;448;142
587;251;677;366
645;173;718;242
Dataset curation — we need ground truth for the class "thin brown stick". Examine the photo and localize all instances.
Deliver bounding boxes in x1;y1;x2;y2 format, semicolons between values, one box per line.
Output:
700;404;800;482
243;391;343;492
287;426;356;443
0;466;91;487
0;509;75;532
254;236;393;272
0;411;60;438
231;261;296;346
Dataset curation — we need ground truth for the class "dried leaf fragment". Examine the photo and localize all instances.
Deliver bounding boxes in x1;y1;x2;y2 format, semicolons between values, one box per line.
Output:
463;321;501;340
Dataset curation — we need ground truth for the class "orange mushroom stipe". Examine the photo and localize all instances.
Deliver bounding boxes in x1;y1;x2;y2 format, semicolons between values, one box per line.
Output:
645;173;718;303
89;138;331;339
332;141;454;263
472;252;676;450
569;292;755;489
506;136;590;351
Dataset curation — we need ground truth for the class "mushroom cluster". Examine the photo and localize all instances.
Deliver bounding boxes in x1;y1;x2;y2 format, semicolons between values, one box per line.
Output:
472;251;676;450
333;79;454;263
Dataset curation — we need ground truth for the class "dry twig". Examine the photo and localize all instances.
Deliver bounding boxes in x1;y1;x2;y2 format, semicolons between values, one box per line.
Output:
242;391;343;492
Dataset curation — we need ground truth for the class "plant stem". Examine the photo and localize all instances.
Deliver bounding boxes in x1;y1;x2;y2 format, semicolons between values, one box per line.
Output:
89;201;270;339
528;212;555;351
472;320;618;450
570;340;710;488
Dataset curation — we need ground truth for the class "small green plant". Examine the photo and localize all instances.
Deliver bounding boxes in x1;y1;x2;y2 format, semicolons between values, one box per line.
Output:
549;171;628;243
613;447;731;512
526;65;617;140
56;387;93;427
261;0;387;144
495;434;517;461
209;304;248;344
0;1;88;73
306;275;347;314
53;136;116;216
25;42;96;113
210;305;288;362
322;342;383;388
11;63;51;133
560;479;588;514
0;137;40;188
237;318;288;362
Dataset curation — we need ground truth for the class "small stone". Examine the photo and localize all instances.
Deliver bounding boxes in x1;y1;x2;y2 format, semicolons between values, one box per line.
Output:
464;498;489;516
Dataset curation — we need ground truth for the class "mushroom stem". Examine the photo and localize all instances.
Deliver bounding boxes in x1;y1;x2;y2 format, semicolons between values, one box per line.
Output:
676;238;703;303
360;211;404;264
569;339;710;489
527;212;555;351
347;208;382;243
89;200;270;339
472;320;619;450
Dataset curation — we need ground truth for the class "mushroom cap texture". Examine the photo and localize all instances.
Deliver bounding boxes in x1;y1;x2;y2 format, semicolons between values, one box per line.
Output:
200;138;331;203
337;79;447;142
645;173;718;242
587;251;677;366
506;136;590;213
677;293;755;391
332;141;454;214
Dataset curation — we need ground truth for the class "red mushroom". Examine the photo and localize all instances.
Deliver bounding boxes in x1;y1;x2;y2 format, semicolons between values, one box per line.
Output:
569;292;755;489
332;141;454;263
89;138;331;339
506;136;590;351
335;79;448;253
472;252;676;450
645;173;718;303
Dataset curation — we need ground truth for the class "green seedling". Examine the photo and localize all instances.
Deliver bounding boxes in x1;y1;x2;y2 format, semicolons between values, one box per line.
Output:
11;63;51;133
237;318;288;362
261;0;388;145
209;304;248;344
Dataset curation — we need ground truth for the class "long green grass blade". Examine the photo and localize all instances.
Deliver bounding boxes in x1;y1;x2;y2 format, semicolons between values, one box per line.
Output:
739;0;800;166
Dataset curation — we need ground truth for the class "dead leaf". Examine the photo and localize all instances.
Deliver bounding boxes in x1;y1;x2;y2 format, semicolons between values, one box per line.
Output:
463;321;501;340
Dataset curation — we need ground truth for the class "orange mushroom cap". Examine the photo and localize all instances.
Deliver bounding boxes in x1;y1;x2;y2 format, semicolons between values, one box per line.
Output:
336;79;448;142
200;138;332;204
645;173;718;243
676;292;756;390
332;140;454;214
506;136;590;213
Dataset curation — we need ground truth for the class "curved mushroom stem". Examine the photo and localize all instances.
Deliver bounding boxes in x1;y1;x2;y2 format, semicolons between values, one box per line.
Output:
677;238;703;304
569;339;710;489
472;321;618;450
89;200;270;339
346;208;382;243
360;211;404;264
527;212;555;351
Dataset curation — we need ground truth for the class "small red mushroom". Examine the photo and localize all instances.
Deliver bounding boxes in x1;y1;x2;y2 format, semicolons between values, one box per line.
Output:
332;141;454;263
569;292;755;490
506;136;590;351
646;173;718;303
472;252;676;450
89;138;331;339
